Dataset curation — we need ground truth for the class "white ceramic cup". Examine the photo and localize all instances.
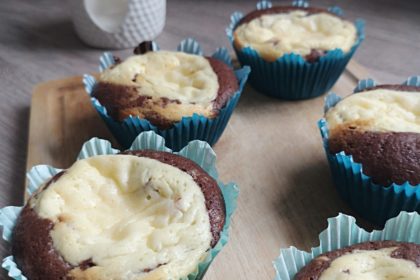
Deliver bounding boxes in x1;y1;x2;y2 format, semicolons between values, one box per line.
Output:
69;0;166;49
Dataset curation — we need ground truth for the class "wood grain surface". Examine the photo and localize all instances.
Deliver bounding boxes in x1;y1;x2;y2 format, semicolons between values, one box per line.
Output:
25;61;368;280
1;0;420;279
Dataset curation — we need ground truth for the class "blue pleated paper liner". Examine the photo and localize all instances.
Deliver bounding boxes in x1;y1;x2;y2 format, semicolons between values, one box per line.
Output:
319;76;420;225
226;0;365;100
273;211;420;279
0;131;239;280
84;38;250;151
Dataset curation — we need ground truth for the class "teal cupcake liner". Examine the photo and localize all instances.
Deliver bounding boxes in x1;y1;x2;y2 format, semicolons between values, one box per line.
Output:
319;76;420;225
226;0;365;100
84;38;250;151
274;211;420;279
0;131;239;280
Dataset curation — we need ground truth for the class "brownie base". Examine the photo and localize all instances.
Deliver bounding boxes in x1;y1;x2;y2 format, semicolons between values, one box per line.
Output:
12;206;72;280
12;171;72;279
295;240;420;280
329;130;420;186
92;57;238;129
12;151;225;279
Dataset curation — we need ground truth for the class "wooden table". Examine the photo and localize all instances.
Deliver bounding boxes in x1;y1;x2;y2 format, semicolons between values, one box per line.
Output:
1;0;420;279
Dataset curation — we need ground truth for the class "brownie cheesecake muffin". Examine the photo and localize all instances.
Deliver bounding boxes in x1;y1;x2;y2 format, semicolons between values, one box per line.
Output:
12;151;225;279
325;85;420;186
92;45;239;129
233;6;357;62
295;241;420;279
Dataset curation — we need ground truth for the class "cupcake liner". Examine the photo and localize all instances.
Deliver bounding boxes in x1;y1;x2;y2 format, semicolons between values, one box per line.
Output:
0;131;239;280
274;211;420;279
84;38;250;151
226;0;365;100
319;76;420;225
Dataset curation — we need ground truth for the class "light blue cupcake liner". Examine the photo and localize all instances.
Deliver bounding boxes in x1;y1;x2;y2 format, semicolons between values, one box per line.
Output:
84;38;250;151
226;0;365;100
0;131;239;280
274;211;420;279
319;76;420;225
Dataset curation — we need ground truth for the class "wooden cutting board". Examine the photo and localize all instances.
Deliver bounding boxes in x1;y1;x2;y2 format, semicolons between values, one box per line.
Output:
26;61;372;280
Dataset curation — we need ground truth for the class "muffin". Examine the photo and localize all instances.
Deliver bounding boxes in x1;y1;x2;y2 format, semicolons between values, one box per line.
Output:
320;80;420;225
93;46;239;129
226;1;364;99
12;151;225;279
233;6;357;62
326;85;420;186
85;38;250;150
295;241;420;279
274;212;420;280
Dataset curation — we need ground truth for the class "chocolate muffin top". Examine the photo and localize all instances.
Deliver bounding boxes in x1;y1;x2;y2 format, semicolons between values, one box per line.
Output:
295;240;420;280
92;50;238;129
233;6;357;62
326;85;420;186
13;152;225;280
